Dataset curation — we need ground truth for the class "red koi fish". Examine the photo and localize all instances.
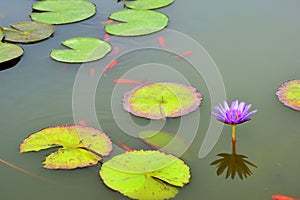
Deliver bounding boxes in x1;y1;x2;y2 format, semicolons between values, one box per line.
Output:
176;50;193;61
89;68;95;77
103;59;118;74
157;36;166;48
117;141;133;152
101;19;114;25
110;46;120;56
104;33;110;41
272;195;300;200
113;79;148;85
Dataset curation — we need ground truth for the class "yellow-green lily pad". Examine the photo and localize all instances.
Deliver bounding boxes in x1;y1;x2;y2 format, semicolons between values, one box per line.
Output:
50;37;112;63
30;0;96;25
3;21;54;43
20;125;112;169
0;27;23;65
276;79;300;111
99;150;190;200
125;0;174;10
123;82;202;119
105;9;168;36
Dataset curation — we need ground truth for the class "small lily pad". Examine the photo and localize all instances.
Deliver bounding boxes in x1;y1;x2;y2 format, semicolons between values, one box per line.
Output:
123;82;202;119
276;79;300;111
99;150;190;200
30;0;96;24
0;27;24;65
3;21;54;43
50;37;112;63
125;0;174;10
105;9;168;36
20;125;112;169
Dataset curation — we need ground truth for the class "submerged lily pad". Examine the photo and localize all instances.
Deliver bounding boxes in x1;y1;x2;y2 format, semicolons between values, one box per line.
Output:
123;82;202;119
3;21;54;43
99;150;190;200
125;0;174;10
20;125;112;169
50;37;111;63
0;27;24;64
139;130;188;157
30;0;96;24
105;9;168;36
276;79;300;111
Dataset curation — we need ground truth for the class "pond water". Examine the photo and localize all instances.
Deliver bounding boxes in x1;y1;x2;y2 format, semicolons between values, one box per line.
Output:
1;0;300;200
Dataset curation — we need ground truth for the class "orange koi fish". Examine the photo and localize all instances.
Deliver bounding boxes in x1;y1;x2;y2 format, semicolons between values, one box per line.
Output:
104;33;110;41
89;68;95;77
157;36;166;48
272;195;300;200
103;59;118;74
100;19;113;25
176;50;193;61
113;79;148;85
117;141;133;152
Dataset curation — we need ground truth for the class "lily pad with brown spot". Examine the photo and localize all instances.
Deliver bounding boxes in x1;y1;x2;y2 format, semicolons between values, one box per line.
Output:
123;82;202;119
3;21;54;44
276;79;300;111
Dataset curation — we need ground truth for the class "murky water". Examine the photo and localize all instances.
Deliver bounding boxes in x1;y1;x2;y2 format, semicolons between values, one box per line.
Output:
1;0;300;200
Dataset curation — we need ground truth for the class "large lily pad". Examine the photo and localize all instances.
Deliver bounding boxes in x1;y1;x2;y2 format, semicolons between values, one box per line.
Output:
125;0;174;10
0;27;23;64
20;125;112;169
3;21;54;43
276;79;300;111
99;150;190;200
30;0;96;24
105;9;168;36
123;82;202;119
139;130;188;157
50;37;112;63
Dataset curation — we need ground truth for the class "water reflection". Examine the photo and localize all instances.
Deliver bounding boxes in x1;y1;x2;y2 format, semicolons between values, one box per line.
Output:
211;151;257;180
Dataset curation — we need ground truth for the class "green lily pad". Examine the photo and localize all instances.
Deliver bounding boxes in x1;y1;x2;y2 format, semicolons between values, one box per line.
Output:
125;0;174;10
99;150;190;200
20;125;112;169
105;9;168;36
3;21;54;43
50;37;112;63
30;0;96;24
139;130;188;157
276;79;300;111
123;82;202;119
0;27;24;64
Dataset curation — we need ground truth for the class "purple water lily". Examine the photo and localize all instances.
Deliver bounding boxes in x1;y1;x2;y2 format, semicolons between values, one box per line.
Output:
211;100;258;125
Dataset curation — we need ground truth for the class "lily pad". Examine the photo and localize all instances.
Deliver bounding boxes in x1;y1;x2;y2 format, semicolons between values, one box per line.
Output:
30;0;96;24
20;125;112;169
125;0;174;10
139;130;188;157
3;21;54;43
99;150;190;200
276;79;300;111
123;82;202;119
50;37;112;63
105;9;168;36
0;27;24;64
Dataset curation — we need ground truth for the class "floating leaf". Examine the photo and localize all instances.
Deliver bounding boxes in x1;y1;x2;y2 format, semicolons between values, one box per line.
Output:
30;0;96;24
99;150;190;200
123;82;202;119
0;27;23;65
105;9;168;36
3;21;54;43
125;0;174;10
139;130;188;157
50;37;111;63
20;125;112;169
276;79;300;111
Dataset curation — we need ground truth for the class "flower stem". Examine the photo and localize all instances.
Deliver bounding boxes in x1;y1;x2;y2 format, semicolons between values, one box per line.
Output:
231;125;236;154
